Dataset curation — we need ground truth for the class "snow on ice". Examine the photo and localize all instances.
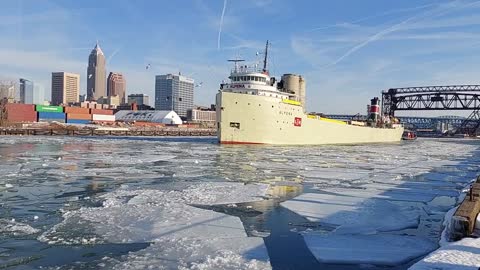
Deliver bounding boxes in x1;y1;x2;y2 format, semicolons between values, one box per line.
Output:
409;237;480;270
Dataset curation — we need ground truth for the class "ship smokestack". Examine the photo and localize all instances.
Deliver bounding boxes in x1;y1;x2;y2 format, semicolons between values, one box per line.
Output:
368;97;380;126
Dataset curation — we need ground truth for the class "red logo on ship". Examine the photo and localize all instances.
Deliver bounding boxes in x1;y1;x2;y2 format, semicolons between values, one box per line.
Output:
294;117;302;127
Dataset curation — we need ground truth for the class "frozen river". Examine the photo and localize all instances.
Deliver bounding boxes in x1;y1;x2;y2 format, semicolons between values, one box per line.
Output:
0;136;479;270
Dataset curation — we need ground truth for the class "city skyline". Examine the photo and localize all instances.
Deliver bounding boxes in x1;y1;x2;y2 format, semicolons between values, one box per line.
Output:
2;1;480;116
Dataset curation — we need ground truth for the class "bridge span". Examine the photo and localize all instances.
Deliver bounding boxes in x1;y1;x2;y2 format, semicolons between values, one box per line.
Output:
380;85;480;135
324;115;465;131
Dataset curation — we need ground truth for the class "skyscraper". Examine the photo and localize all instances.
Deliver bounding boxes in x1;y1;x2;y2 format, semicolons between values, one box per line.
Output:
155;74;194;118
19;78;34;104
51;72;80;105
87;42;106;101
107;72;126;104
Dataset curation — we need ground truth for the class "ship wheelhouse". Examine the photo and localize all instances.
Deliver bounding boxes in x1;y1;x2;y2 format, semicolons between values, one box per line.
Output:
221;66;291;100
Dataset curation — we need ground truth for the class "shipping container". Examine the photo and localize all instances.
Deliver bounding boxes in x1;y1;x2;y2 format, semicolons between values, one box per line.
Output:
6;103;35;111
91;109;114;115
36;105;64;113
92;114;115;122
5;104;37;122
64;107;90;114
38;112;66;121
67;113;92;120
66;119;90;124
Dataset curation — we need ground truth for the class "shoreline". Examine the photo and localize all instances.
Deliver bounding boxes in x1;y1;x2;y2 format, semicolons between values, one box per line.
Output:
0;128;217;137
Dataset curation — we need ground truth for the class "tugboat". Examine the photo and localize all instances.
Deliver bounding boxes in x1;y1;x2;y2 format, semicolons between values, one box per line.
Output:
402;130;417;140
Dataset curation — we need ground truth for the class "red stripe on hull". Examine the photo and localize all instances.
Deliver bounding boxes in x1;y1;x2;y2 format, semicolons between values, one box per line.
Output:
220;141;265;145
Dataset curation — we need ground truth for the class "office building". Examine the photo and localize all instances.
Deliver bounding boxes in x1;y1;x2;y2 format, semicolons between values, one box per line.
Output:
107;72;126;104
187;109;216;122
51;72;80;105
155;74;194;118
128;94;149;106
33;84;45;105
98;95;120;107
19;78;34;104
87;42;106;101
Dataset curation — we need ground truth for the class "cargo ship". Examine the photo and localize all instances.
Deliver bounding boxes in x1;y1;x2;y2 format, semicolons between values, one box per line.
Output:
215;41;404;145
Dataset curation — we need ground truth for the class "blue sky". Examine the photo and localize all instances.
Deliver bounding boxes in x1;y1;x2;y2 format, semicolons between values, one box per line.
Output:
1;0;480;116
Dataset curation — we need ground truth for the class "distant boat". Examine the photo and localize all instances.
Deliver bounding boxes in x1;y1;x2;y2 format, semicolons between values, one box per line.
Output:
402;130;417;140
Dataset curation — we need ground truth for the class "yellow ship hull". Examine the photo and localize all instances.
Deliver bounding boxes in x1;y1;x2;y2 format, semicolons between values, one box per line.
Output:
216;92;404;145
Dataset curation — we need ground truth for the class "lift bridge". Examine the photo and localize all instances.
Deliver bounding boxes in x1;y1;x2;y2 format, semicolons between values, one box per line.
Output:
325;114;465;131
381;85;480;135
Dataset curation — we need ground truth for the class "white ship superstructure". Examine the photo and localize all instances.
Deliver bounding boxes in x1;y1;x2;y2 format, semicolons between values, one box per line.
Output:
216;41;403;145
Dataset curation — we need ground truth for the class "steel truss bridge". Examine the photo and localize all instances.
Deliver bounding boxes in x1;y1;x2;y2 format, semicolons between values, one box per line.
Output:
325;115;465;130
381;85;480;135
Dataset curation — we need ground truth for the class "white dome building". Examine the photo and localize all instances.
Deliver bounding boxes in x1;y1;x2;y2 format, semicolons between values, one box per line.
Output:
115;110;182;125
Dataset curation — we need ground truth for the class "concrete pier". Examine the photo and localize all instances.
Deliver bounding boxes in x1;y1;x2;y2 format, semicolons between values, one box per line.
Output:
451;176;480;240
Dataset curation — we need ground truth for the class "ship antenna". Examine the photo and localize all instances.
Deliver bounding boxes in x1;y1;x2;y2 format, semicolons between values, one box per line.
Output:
227;58;245;73
263;40;269;73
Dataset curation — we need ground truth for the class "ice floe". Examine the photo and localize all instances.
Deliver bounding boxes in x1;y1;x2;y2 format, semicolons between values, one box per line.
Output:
304;233;436;265
281;192;419;233
38;182;271;269
0;218;40;236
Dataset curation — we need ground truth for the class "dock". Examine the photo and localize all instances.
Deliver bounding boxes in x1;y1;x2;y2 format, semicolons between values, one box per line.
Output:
450;176;480;240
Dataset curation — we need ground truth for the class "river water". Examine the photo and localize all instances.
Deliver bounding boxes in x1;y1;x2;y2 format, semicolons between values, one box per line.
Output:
0;136;479;270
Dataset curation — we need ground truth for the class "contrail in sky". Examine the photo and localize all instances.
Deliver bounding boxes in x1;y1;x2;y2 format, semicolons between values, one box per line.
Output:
328;16;417;67
217;0;228;50
327;1;480;67
308;3;436;32
107;48;121;63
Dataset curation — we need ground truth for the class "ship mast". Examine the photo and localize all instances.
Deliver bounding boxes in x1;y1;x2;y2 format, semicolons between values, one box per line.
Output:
262;40;269;73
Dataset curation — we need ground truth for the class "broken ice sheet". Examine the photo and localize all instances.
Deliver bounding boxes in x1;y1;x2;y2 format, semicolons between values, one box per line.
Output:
38;182;272;269
303;233;436;266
